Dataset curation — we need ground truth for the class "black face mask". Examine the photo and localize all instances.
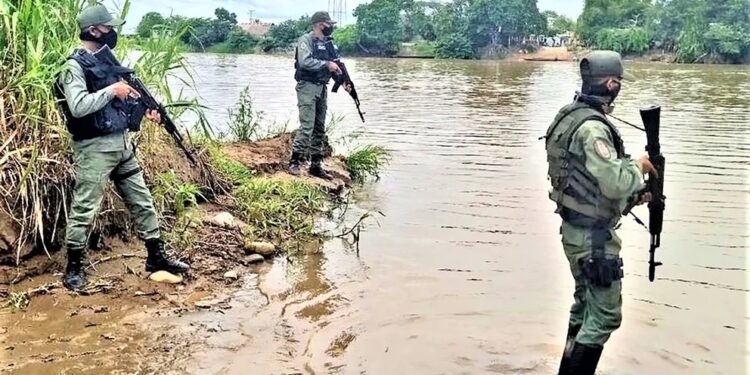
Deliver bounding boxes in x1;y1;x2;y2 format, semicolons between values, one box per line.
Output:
608;81;621;102
80;28;118;50
322;25;334;37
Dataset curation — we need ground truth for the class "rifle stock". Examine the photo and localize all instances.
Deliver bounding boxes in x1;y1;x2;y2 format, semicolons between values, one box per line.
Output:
640;105;665;282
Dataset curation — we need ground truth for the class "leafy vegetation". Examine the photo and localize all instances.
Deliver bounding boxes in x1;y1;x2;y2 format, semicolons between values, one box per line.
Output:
578;0;750;62
135;7;258;54
353;0;546;58
543;11;576;35
594;27;651;55
227;87;263;141
353;0;405;55
0;0;215;263
234;177;327;240
259;16;311;52
332;25;359;55
345;145;391;182
152;171;205;217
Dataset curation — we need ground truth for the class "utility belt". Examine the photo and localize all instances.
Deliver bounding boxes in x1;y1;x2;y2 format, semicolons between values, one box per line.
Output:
562;207;624;287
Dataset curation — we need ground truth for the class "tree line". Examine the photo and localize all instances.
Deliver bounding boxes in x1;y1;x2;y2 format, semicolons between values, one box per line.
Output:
136;0;749;63
577;0;749;63
136;8;261;53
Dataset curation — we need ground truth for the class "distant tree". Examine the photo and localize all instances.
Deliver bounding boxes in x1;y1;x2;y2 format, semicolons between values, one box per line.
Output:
226;28;260;52
215;8;238;25
467;0;546;48
136;12;166;38
542;10;575;36
354;0;404;55
332;25;360;54
577;0;652;43
262;15;312;51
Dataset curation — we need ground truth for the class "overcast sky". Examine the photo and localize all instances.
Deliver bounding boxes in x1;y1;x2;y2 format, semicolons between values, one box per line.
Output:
107;0;584;32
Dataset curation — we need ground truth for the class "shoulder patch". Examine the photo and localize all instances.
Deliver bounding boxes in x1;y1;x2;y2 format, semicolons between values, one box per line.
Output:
594;138;612;160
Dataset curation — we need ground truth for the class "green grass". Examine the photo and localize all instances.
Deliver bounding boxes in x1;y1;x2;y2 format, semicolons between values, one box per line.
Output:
152;171;205;217
227;86;263;141
235;177;327;241
345;145;391;182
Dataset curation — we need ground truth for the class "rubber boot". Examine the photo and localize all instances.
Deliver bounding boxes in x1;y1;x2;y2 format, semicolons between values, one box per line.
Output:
63;248;87;291
145;239;190;274
567;342;603;375
289;152;302;176
309;156;333;180
558;325;581;375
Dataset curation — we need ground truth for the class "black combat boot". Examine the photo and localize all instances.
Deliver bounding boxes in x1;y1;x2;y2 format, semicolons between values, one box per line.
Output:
145;239;190;274
566;342;603;375
63;247;87;291
558;324;582;375
309;156;333;180
289;152;302;176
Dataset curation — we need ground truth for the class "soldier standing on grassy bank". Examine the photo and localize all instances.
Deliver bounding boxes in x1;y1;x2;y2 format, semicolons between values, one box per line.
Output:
544;51;656;374
55;5;189;291
288;11;351;180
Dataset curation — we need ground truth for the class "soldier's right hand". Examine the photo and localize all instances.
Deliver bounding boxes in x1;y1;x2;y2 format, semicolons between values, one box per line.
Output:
111;81;139;100
637;155;658;177
327;62;342;75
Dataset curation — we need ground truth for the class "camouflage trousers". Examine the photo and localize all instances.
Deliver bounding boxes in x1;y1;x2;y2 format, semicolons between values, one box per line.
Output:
292;81;328;158
560;221;623;346
65;145;160;250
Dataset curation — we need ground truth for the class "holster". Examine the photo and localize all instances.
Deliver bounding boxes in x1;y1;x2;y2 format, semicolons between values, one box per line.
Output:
580;226;624;287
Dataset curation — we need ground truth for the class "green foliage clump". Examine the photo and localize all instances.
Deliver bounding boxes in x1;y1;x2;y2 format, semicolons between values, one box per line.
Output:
345;145;391;182
577;0;652;44
261;16;310;52
578;0;750;62
234;178;327;240
435;34;476;59
137;12;166;38
153;171;205;217
353;0;404;55
543;10;576;35
227;87;263;141
704;23;750;60
594;27;651;55
332;25;360;55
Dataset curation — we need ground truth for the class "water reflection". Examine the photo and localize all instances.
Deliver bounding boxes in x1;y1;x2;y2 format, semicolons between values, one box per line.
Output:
179;54;747;374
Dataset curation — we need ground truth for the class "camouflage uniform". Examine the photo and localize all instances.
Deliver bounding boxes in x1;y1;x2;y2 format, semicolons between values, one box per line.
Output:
546;51;645;375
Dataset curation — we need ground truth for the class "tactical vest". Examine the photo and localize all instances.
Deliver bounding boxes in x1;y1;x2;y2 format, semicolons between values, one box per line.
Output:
55;49;134;141
545;100;626;224
294;35;338;84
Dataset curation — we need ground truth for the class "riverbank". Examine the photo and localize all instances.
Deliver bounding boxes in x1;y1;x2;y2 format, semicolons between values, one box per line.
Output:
0;132;368;373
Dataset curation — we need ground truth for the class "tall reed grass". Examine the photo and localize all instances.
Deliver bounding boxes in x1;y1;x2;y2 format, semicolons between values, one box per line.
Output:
0;0;214;264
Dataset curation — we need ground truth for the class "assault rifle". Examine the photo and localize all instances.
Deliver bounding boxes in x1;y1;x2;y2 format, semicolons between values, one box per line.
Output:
125;77;197;165
622;106;666;282
322;37;365;123
93;46;196;165
332;61;366;123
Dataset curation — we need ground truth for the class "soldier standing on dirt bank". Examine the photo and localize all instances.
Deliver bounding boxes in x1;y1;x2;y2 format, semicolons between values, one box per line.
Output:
544;51;657;374
288;11;351;180
55;5;189;291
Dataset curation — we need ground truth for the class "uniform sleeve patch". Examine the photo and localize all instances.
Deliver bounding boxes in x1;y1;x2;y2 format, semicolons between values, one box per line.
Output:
594;138;613;160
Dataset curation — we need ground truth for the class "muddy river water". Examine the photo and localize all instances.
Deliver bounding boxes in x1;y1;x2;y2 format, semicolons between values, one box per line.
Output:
4;55;747;375
179;55;748;374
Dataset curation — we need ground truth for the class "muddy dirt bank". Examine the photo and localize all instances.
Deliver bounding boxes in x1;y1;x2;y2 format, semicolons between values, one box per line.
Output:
0;133;353;374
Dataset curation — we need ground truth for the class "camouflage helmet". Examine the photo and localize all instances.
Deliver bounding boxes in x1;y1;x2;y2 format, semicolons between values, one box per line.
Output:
580;50;624;83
